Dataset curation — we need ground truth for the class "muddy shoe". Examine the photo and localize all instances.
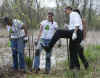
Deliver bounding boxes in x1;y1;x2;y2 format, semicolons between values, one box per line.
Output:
38;68;40;71
34;68;39;74
85;63;89;70
31;68;40;72
44;69;50;74
44;71;49;74
8;67;18;73
19;69;26;74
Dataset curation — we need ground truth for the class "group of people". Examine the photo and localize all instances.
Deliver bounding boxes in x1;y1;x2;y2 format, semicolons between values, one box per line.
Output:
3;6;89;74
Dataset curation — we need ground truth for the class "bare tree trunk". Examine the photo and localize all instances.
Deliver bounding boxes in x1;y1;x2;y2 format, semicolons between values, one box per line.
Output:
82;0;88;17
35;0;41;23
88;0;93;27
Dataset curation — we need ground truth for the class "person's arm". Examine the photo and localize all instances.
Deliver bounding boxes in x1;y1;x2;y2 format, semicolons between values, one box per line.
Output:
21;24;28;36
17;20;28;36
7;26;12;40
37;25;43;42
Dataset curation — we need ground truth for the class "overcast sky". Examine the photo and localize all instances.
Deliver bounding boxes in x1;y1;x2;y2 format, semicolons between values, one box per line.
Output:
0;0;57;7
40;0;57;8
0;0;100;12
0;0;3;6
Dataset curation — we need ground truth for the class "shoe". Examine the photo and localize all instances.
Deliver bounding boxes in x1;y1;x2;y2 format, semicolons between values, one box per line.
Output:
44;69;50;74
34;68;39;74
9;67;18;73
19;69;26;74
33;68;40;71
76;67;80;70
70;66;80;70
69;65;74;70
44;70;50;74
38;68;40;71
85;63;89;70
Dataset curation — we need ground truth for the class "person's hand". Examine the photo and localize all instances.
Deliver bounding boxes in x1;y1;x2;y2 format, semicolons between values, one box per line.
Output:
80;40;85;47
64;24;68;30
34;39;38;46
72;31;77;40
24;36;28;43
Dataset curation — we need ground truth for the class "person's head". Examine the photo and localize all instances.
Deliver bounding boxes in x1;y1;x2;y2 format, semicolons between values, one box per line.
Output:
3;17;12;26
64;6;73;15
47;12;54;22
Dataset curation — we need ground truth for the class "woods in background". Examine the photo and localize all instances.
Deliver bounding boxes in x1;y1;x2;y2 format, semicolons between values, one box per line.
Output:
0;0;100;30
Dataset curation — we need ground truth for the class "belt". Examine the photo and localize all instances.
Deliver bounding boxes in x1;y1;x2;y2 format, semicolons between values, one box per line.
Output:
11;37;24;40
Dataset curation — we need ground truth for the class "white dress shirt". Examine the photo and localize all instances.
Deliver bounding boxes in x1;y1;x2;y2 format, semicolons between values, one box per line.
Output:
68;12;83;30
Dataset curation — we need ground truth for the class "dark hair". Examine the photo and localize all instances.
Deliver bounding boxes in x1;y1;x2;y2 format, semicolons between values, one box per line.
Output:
3;17;12;25
48;12;54;16
73;9;82;18
65;6;73;11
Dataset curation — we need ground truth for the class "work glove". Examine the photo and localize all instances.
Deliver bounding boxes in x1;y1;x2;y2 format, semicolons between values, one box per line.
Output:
80;40;85;47
72;31;77;40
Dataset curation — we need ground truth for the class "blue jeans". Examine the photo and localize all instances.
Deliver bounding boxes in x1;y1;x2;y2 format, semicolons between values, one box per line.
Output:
33;39;52;72
11;37;25;69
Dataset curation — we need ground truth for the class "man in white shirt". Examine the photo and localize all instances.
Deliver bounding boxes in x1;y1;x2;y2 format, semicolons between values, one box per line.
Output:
66;7;83;70
72;9;89;70
42;7;83;70
3;17;27;72
33;12;58;74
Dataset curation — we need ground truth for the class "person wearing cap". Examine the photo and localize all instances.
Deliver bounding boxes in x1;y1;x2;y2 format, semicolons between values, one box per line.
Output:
42;7;83;70
4;17;28;72
33;12;58;74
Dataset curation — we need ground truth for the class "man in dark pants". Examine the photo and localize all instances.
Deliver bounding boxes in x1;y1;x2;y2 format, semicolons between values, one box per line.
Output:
69;33;89;70
73;9;89;70
42;7;88;70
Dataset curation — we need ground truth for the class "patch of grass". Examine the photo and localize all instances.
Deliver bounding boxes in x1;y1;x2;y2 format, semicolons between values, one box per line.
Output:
25;56;33;69
26;45;100;78
84;45;100;62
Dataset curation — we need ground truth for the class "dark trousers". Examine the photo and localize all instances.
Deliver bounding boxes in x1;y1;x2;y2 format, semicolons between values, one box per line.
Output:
47;29;88;69
79;46;89;69
48;29;82;50
69;34;89;70
69;42;80;69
